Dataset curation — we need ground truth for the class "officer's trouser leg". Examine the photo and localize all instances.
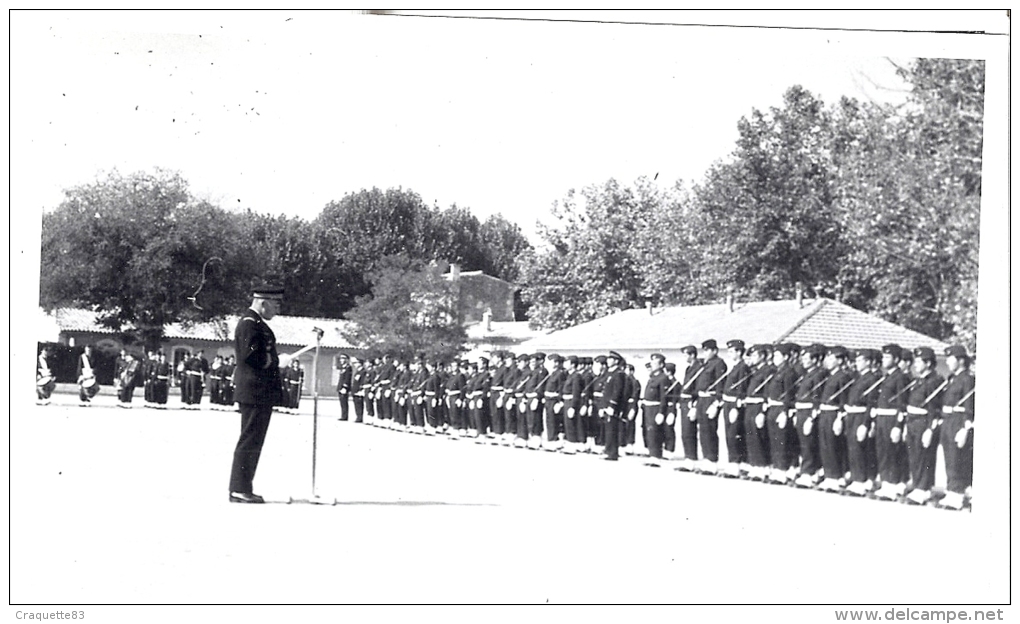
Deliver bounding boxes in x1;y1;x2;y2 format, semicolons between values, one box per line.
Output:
603;416;620;459
941;414;972;494
229;403;273;494
743;404;769;467
766;406;792;470
696;398;720;462
353;397;364;422
643;407;663;459
679;403;698;460
905;416;938;491
663;410;677;453
795;409;820;476
490;400;504;435
723;404;746;465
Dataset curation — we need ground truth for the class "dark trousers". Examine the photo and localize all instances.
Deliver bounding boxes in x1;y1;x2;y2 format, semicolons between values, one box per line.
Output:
643;406;664;459
940;414;972;494
564;406;583;443
208;379;221;405
545;402;562;442
845;413;877;483
623;409;637;446
187;376;204;405
338;393;350;420
766;406;794;470
352;396;364;422
143;380;153;403
526;401;543;437
817;410;847;479
472;402;488;434
515;403;529;439
153;381;168;405
906;416;938;491
490;398;504;435
588;409;600;444
377;392;391;421
723;403;746;464
795;409;821;476
229;403;273;494
117;382;136;403
874;416;907;484
447;398;463;430
696;397;720;462
504;399;518;436
424;398;439;429
743;404;770;467
663;409;677;453
603;415;621;459
679;400;698;460
365;395;375;417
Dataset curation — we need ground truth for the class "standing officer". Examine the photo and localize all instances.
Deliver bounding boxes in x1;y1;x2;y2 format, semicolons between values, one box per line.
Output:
424;358;444;433
208;355;225;409
499;353;520;446
764;344;798;483
363;358;378;425
843;349;882;496
229;282;288;504
543;354;567;451
560;355;585;455
641;353;669;466
792;344;829;487
598;351;628;461
350;357;367;423
904;347;945;505
741;345;774;481
662;362;680;460
444;358;467;437
222;355;236;410
816;346;854;492
675;346;704;472
488;351;507;440
939;345;975;510
336;354;353;421
872;345;912;501
152;351;171;409
523;353;548;449
720;340;752;477
622;364;641;456
694;339;728;473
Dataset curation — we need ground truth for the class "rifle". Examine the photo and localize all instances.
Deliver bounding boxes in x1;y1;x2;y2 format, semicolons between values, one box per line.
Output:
922;379;949;407
751;371;776;396
824;375;857;405
680;363;707;393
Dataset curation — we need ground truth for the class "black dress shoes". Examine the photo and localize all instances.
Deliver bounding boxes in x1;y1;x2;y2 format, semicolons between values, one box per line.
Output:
229;492;266;504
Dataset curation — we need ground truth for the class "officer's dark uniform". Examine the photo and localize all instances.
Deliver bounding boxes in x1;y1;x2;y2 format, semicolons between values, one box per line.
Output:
721;340;752;469
208;358;224;406
764;345;798;474
523;354;547;443
642;357;669;460
905;348;945;496
742;346;774;473
872;345;911;493
377;358;395;424
543;355;567;445
363;361;377;420
153;356;171;406
678;349;704;462
444;363;466;431
624;367;641;449
599;353;628;461
662;364;681;454
229;286;285;500
561;357;585;448
817;347;853;483
336;359;353;421
222;358;236;408
940;345;975;497
500;356;520;440
793;345;829;480
350;364;367;422
844;351;882;486
581;359;596;446
694;340;728;465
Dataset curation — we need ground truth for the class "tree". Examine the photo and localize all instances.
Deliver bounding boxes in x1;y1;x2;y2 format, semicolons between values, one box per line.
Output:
478;214;532;283
341;255;466;361
39;169;251;347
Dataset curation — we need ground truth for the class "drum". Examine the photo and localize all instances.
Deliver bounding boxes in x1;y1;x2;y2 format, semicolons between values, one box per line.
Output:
36;375;54;387
80;376;97;389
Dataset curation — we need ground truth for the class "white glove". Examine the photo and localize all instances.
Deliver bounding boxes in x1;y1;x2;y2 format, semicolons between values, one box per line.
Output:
688;409;696;422
921;428;933;449
456;399;463;408
496;398;504;409
530;399;539;412
384;389;392;398
666;414;676;426
567;407;575;420
416;396;424;405
728;408;739;424
868;422;876;439
278;354;293;368
803;417;813;436
580;405;588;416
431;399;437;408
605;407;615;418
339;388;348;395
856;424;868;443
890;426;902;444
954;426;970;449
554;401;563;415
777;412;788;429
755;413;765;429
689;400;697;413
627;410;636;421
706;403;719;420
654;413;665;426
833;416;844;436
518;402;526;414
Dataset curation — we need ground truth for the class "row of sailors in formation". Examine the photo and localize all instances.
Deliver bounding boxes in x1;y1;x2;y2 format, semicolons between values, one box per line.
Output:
36;347;306;412
334;339;976;510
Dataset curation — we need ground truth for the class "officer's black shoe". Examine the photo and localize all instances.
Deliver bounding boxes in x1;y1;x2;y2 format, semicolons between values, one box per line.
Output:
229;492;265;504
604;456;618;461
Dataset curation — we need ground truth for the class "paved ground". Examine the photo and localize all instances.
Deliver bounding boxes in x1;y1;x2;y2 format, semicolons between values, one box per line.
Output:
11;392;1008;604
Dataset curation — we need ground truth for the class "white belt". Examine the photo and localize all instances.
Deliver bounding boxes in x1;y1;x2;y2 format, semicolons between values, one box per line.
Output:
744;397;764;405
446;390;461;396
680;393;694;399
942;406;965;414
844;406;868;414
906;405;929;416
874;408;898;416
819;404;840;411
697;391;715;398
794;402;815;410
545;393;560;398
186;371;202;376
722;394;740;403
642;400;661;406
156;376;169;380
766;399;786;408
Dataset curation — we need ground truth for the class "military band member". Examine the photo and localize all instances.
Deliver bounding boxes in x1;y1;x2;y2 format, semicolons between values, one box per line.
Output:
843;349;882;495
694;339;728;473
641;353;669;466
938;345;975;510
792;344;829;487
377;354;396;426
720;340;751;477
141;351;155;406
36;347;56;404
497;353;517;445
404;358;421;432
424;358;444;432
444;360;467;437
581;357;596;452
872;345;912;501
350;357;367;423
206;355;223;408
153;351;171;408
487;352;506;439
364;358;379;424
543;354;567;451
904;347;945;505
741;345;774;481
817;346;854;492
77;345;99;405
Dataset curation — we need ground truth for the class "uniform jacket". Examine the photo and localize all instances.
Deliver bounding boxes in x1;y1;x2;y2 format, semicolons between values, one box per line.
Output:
722;360;752;404
694;355;728;401
942;370;975;420
875;368;911;413
233;308;284;406
336;364;353;395
906;370;946;419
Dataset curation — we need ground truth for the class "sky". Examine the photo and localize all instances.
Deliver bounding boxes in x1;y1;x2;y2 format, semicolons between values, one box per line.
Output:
13;10;998;243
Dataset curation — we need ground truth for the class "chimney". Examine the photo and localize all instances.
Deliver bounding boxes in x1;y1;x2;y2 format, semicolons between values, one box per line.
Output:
645;301;653;316
450;263;461;281
483;308;492;332
795;282;804;309
726;287;735;313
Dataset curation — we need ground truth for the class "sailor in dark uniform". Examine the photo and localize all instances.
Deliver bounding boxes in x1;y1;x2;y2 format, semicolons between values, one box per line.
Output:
720;340;751;477
36;346;56;405
350;357;367;423
598;352;628;461
229;282;287;504
843;349;882;496
792;344;829;488
693;339;728;473
153;351;171;408
336;354;353;421
543;354;567;451
938;345;975;510
741;345;774;481
675;346;703;471
641;353;669;466
872;344;912;501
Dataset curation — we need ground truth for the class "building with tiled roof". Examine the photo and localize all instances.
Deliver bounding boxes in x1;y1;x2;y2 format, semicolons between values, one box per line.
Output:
519;297;950;369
